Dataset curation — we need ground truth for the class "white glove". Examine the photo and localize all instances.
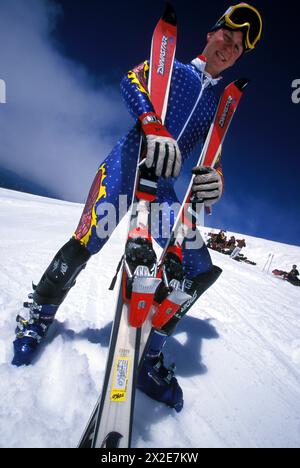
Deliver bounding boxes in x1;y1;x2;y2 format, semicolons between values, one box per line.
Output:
191;166;223;206
139;112;182;178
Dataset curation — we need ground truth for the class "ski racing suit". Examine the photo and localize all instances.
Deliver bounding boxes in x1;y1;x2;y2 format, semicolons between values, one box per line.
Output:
76;56;221;258
13;56;223;371
73;56;223;330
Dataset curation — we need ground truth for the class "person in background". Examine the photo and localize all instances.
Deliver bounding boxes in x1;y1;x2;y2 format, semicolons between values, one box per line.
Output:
226;235;236;254
285;265;299;282
230;238;246;259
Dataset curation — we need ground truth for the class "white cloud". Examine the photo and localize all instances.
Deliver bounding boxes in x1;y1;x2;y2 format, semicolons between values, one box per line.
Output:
0;0;130;201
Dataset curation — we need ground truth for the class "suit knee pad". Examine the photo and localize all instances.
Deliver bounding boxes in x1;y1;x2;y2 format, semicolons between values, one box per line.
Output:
33;238;91;305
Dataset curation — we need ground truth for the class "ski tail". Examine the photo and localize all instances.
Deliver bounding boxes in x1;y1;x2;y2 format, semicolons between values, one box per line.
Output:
78;287;126;448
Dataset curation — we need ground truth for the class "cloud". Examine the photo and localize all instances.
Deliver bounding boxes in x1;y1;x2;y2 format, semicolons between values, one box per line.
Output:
0;0;130;202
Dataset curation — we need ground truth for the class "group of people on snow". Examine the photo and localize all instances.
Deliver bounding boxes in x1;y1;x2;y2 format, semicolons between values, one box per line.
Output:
207;230;299;284
207;230;247;260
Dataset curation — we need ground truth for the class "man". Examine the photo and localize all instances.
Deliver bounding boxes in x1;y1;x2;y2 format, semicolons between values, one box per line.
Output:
12;4;263;412
227;236;237;250
231;238;247;259
215;230;227;251
285;265;299;282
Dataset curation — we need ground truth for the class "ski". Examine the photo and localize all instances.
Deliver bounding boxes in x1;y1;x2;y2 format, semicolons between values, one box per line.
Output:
78;3;177;449
139;77;249;361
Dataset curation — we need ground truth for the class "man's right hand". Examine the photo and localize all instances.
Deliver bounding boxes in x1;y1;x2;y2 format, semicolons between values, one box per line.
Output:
139;112;182;178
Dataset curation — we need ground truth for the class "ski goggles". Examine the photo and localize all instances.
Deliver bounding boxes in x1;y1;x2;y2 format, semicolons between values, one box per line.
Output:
213;3;263;51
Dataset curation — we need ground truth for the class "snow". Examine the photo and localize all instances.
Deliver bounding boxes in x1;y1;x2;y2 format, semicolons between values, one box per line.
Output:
0;187;299;448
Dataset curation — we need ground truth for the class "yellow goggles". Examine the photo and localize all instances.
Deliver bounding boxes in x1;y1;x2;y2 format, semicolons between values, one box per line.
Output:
216;3;263;51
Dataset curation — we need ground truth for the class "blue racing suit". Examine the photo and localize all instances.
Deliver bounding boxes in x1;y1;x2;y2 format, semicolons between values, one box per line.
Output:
74;56;222;279
11;57;225;369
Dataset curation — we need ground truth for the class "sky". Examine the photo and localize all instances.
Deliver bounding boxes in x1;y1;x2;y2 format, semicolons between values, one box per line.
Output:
0;0;299;246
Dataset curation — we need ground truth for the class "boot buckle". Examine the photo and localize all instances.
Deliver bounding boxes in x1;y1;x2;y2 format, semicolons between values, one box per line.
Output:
15;315;28;334
164;363;176;385
22;330;42;343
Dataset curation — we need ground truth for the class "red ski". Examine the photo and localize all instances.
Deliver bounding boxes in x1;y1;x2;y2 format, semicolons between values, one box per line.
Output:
78;4;177;449
126;6;177;329
151;78;249;329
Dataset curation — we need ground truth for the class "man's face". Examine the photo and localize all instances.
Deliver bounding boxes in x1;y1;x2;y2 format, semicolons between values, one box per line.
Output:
202;29;244;77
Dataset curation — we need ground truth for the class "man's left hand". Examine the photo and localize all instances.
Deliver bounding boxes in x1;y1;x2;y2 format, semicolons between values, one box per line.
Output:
191;166;223;206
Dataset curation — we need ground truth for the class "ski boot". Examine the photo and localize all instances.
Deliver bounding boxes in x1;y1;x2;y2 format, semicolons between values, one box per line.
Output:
137;329;183;412
12;299;58;366
12;238;91;367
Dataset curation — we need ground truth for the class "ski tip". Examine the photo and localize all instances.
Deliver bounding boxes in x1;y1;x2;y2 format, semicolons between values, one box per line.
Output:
162;2;177;26
234;78;250;91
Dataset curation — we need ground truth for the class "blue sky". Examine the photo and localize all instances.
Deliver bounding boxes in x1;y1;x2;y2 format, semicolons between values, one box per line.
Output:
0;0;299;246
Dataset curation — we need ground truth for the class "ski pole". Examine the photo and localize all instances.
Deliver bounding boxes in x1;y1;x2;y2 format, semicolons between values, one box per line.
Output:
262;253;271;272
267;254;274;274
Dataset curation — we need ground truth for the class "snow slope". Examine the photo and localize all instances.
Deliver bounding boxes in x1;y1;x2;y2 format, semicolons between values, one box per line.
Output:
0;188;299;448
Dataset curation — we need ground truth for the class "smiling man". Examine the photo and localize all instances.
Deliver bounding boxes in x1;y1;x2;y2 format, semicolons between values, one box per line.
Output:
12;3;263;414
204;29;244;76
